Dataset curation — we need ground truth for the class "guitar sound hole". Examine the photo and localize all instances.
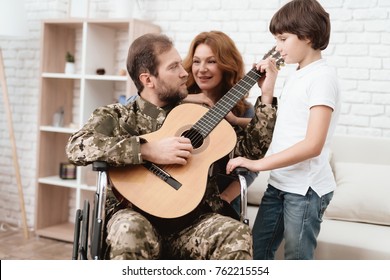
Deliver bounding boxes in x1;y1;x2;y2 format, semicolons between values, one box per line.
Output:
181;128;204;149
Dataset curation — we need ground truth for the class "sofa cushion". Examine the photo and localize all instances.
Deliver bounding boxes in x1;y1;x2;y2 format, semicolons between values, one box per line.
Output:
315;219;390;259
325;162;390;226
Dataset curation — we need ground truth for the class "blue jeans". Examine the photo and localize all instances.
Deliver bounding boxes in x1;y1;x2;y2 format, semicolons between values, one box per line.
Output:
252;184;333;260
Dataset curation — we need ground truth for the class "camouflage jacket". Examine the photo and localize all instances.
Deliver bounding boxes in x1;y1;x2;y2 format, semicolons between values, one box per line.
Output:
66;96;277;231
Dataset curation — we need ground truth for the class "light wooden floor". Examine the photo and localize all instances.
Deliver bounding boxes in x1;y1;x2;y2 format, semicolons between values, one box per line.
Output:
0;223;74;260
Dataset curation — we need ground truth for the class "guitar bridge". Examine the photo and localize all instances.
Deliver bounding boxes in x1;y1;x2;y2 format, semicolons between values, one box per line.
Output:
143;162;182;190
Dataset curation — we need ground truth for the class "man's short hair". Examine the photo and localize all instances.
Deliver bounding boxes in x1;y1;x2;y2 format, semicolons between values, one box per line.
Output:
127;33;174;93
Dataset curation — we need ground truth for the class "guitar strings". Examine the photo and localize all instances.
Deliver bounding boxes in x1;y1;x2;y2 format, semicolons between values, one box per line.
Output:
192;55;283;142
184;68;261;148
183;52;283;149
152;51;282;174
195;68;260;133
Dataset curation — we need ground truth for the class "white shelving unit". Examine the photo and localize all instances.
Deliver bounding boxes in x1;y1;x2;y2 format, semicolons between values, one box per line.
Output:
35;18;160;242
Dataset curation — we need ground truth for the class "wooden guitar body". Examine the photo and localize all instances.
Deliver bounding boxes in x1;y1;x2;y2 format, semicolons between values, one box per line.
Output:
109;103;236;219
109;47;283;219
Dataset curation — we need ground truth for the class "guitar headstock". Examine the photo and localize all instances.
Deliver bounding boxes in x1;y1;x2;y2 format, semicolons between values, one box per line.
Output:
262;46;285;70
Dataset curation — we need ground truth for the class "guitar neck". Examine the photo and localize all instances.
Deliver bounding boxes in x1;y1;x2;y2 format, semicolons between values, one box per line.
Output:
193;67;262;137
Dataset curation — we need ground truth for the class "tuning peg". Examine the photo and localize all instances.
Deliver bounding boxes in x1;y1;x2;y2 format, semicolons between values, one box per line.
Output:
276;58;285;70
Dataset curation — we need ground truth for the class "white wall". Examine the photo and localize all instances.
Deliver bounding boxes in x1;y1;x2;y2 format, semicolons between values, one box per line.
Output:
0;0;389;228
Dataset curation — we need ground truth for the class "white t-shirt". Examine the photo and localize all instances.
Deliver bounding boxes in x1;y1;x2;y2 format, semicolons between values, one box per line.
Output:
268;59;341;197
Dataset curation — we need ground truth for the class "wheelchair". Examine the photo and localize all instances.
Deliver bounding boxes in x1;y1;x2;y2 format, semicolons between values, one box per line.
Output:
72;161;250;260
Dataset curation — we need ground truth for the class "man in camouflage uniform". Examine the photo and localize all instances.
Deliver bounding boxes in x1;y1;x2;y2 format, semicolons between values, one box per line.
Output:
66;33;278;260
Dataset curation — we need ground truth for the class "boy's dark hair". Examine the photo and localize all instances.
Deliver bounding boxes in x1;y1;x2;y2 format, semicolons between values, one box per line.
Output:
127;33;173;93
269;0;330;50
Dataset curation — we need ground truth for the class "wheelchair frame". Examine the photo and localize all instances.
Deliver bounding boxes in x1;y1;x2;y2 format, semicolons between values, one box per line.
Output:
72;162;249;260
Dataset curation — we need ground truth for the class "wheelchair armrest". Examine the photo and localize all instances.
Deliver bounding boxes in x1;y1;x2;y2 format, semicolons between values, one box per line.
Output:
92;161;108;172
231;167;249;176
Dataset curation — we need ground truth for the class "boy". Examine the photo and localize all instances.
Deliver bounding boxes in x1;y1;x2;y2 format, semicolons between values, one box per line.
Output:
227;0;341;259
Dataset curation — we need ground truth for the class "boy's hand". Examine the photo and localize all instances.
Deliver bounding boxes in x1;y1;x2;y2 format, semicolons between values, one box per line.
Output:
254;57;279;104
226;156;255;174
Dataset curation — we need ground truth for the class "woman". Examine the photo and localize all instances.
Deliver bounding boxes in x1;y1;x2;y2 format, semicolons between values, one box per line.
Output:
182;31;258;216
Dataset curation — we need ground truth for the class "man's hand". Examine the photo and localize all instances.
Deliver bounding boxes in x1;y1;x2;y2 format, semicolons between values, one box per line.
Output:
141;136;193;165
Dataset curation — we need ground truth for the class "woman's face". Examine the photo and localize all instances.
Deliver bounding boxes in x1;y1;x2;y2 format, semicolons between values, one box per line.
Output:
192;43;223;95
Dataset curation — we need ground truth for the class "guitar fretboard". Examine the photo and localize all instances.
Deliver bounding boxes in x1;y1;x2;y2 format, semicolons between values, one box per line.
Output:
193;67;262;138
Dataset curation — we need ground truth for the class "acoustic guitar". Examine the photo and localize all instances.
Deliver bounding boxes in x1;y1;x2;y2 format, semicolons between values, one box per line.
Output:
109;47;284;219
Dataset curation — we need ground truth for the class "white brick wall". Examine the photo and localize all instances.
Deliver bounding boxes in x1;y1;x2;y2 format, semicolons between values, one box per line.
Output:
0;0;389;228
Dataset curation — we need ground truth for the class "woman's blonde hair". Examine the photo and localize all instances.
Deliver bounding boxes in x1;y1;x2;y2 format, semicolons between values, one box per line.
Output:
183;31;250;116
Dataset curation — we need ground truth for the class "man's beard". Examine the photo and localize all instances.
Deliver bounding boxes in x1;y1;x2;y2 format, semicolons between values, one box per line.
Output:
156;78;188;104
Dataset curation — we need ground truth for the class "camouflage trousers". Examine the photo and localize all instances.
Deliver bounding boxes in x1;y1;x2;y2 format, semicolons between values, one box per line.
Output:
106;208;253;260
